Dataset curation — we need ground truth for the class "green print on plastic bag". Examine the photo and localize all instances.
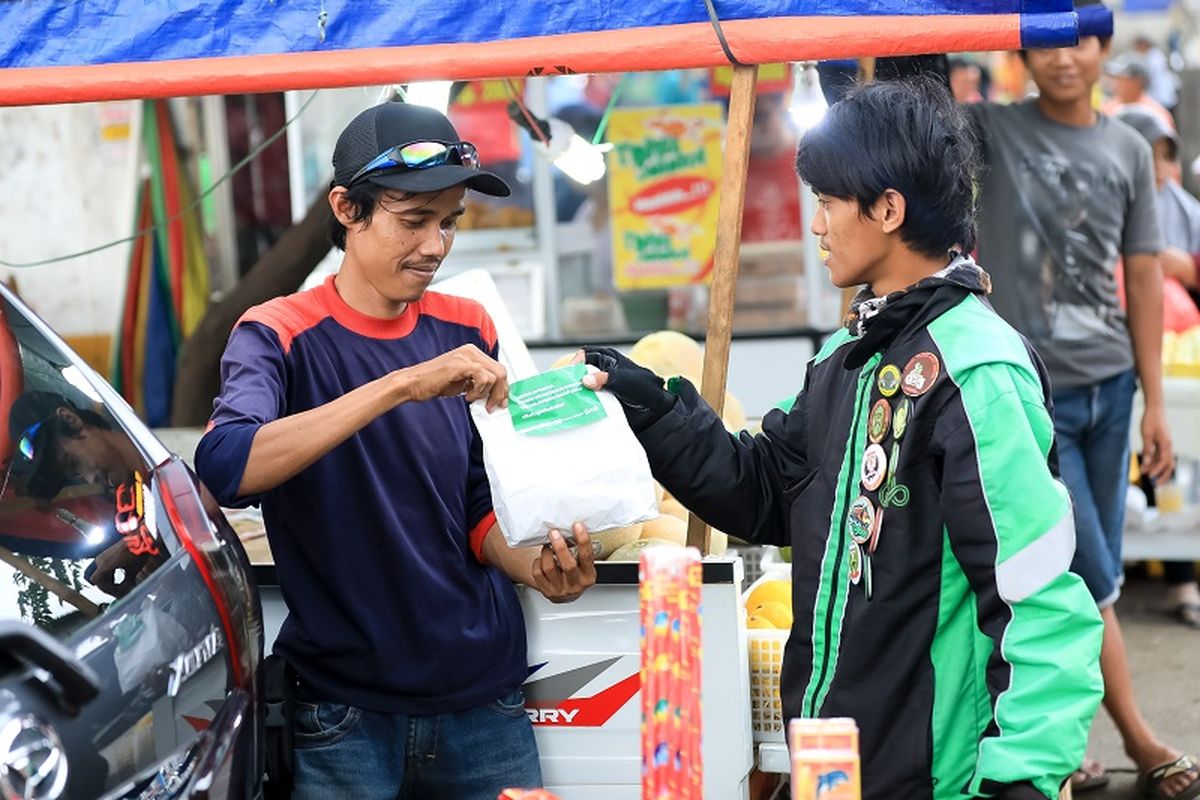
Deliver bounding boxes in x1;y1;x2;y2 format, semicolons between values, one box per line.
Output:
508;365;608;436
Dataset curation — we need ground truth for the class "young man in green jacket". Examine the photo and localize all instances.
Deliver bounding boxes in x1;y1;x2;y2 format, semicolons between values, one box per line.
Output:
584;80;1104;800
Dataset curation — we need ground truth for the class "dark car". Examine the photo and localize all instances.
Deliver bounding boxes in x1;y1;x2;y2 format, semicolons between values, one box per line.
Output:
0;285;263;800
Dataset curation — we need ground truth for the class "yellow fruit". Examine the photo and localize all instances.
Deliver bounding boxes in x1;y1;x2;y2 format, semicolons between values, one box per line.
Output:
641;514;687;545
608;537;682;561
751;600;793;629
629;331;704;382
746;580;791;613
747;613;777;630
658;497;689;522
590;523;644;559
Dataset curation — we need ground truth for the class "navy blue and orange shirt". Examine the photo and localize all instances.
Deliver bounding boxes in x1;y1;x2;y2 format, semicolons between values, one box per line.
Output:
194;274;526;715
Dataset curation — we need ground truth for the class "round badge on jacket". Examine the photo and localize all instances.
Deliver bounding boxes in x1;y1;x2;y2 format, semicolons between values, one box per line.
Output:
861;444;887;491
868;506;884;553
893;397;912;440
847;495;875;544
848;541;863;585
901;352;940;397
868;399;891;444
878;365;902;397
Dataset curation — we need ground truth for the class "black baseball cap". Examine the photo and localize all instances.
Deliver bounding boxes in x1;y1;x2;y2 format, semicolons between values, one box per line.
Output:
331;103;510;197
7;391;73;500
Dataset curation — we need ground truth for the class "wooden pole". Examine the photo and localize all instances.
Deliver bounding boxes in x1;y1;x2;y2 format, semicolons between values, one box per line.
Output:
687;64;758;553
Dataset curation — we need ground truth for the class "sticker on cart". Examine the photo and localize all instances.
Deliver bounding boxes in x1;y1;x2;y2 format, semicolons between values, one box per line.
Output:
521;656;641;727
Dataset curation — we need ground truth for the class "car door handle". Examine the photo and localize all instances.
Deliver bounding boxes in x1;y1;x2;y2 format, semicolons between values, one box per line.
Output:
0;622;99;715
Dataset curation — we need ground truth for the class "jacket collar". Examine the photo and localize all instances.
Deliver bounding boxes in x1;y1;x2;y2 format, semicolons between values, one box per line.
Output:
842;254;992;369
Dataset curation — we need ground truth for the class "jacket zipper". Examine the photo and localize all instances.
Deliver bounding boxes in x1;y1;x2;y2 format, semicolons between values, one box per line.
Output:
807;359;876;717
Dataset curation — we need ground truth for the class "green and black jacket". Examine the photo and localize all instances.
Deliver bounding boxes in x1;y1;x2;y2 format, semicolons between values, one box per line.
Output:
638;261;1104;800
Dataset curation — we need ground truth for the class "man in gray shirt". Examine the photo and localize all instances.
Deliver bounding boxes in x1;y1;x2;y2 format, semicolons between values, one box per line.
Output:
967;3;1193;797
971;95;1160;391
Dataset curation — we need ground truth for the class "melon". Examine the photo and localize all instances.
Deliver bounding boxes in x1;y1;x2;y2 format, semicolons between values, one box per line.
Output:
641;514;687;545
629;331;704;382
590;523;644;560
658;497;689;522
608;537;683;561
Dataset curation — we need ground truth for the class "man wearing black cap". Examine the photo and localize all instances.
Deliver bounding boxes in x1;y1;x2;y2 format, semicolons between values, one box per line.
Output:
195;102;595;798
8;390;161;596
8;390;79;502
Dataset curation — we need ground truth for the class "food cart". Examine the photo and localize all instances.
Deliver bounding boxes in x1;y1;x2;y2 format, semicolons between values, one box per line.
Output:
1;1;1087;796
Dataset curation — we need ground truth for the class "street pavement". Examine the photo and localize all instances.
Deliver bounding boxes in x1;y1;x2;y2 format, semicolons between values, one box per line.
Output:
1083;575;1200;799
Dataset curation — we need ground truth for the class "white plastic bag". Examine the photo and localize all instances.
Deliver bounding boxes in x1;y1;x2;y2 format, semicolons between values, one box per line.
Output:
471;364;659;548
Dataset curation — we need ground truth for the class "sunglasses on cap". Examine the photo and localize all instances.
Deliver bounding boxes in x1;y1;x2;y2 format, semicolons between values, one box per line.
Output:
17;417;54;461
348;140;481;187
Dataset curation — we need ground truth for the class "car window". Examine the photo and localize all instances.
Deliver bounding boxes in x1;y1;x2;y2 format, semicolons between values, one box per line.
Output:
0;297;171;639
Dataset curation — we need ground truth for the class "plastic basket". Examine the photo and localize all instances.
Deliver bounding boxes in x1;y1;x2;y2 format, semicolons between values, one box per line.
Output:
730;544;782;588
742;568;792;742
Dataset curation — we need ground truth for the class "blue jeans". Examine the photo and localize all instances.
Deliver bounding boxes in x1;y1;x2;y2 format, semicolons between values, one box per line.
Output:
292;687;542;800
1053;369;1136;609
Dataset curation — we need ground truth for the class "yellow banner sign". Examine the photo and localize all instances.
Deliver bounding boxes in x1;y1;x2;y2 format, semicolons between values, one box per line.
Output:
607;104;724;291
709;63;793;97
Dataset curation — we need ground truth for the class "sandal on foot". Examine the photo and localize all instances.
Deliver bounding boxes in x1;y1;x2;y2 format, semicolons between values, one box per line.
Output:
1071;759;1110;794
1171;602;1200;630
1138;754;1200;800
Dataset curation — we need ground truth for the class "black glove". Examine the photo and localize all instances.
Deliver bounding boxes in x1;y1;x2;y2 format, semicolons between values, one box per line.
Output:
583;346;677;433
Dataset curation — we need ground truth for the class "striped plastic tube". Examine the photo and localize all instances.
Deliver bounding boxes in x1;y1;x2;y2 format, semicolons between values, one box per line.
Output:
640;547;703;800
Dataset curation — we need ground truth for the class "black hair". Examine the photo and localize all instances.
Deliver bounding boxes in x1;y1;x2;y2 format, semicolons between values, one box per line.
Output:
50;406;112;442
76;408;111;430
327;183;450;251
328;181;387;251
795;78;980;258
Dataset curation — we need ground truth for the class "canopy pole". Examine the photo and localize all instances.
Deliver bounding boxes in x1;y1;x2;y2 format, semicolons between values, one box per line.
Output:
687;63;758;554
